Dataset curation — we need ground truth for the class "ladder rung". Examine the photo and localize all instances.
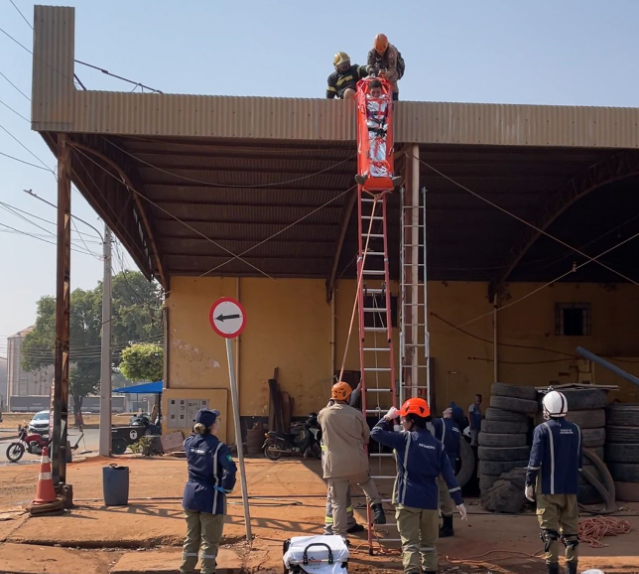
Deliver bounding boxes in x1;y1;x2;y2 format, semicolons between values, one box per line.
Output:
402;224;425;228
366;234;385;238
362;270;385;275
365;409;384;413
403;323;427;327
404;343;426;346
365;367;391;372
362;198;376;203
403;263;426;266
364;327;386;332
363;307;387;312
401;385;430;389
363;215;384;220
400;303;426;306
365;388;392;393
363;288;384;294
367;252;385;256
402;244;421;247
363;347;389;352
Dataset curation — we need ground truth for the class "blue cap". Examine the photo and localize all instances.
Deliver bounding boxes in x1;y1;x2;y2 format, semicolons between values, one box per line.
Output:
195;409;220;429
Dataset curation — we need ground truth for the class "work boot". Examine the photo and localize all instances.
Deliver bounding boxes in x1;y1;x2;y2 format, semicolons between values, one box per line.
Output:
372;503;386;525
546;563;559;574
439;514;454;538
567;563;578;574
354;174;368;185
346;523;365;534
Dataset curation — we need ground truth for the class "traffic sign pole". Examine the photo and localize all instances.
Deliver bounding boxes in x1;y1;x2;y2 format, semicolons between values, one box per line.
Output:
225;337;252;542
209;297;251;542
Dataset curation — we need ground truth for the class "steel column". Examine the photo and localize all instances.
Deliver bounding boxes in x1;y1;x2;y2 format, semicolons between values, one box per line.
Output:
53;134;71;486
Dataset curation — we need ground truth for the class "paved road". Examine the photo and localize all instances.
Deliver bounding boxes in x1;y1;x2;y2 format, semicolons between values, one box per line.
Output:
0;429;100;465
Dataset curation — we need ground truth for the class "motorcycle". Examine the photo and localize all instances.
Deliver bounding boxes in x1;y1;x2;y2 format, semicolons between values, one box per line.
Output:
130;412;162;435
262;413;321;461
6;426;50;463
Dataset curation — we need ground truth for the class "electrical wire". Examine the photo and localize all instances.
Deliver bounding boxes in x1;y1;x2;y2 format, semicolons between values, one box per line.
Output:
456;226;639;329
103;137;356;190
0;96;29;121
416;154;639;286
0;150;50;171
9;0;33;29
0;221;99;257
0;69;30;100
0;121;54;173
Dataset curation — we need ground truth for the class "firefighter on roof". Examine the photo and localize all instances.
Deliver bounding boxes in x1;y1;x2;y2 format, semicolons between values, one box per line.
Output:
526;390;583;574
326;51;370;100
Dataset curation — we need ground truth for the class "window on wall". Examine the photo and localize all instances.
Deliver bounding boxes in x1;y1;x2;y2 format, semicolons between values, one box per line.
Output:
363;294;398;328
555;303;591;336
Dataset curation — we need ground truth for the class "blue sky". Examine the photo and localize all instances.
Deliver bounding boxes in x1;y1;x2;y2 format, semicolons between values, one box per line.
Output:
1;0;638;353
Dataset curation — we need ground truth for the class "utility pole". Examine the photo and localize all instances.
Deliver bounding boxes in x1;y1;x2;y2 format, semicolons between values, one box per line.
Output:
99;225;112;456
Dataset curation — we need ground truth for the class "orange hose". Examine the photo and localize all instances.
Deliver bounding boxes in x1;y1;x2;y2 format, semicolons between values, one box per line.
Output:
578;516;632;548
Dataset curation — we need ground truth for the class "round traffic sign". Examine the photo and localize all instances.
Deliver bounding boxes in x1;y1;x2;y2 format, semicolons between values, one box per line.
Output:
209;297;246;339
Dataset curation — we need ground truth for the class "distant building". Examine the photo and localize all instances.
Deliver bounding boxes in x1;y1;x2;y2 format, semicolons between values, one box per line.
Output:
0;356;7;410
7;326;54;411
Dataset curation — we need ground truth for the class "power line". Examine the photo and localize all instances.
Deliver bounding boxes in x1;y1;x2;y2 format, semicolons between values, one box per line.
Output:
0;150;50;171
0;121;54;173
9;0;33;29
0;96;29;121
0;221;100;257
416;155;639;287
0;69;30;100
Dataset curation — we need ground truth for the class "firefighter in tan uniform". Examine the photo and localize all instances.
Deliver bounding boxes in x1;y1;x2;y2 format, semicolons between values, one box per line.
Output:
318;381;386;538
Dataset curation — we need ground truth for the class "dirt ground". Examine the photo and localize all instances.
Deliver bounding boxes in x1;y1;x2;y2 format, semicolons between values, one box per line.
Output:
0;412;131;431
1;456;638;573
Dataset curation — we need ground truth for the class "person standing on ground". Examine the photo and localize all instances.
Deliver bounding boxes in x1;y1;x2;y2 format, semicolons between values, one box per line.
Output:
323;381;364;535
432;407;461;537
372;398;467;574
525;390;582;574
181;409;237;574
367;33;404;100
318;381;386;540
467;394;482;446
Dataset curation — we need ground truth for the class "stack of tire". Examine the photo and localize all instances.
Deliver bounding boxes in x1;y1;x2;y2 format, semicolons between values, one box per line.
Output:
479;383;538;497
561;388;608;505
606;403;639;503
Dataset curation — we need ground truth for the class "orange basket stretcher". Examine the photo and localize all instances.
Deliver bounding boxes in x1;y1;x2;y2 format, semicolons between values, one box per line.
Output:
355;77;401;193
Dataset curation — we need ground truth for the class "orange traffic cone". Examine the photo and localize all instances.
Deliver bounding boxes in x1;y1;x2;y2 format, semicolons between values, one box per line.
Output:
33;446;57;505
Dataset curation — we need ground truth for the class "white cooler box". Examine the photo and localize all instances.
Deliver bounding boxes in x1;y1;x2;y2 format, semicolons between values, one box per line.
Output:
283;535;349;574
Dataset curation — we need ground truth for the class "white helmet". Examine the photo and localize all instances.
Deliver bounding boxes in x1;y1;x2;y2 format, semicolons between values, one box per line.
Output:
543;390;568;418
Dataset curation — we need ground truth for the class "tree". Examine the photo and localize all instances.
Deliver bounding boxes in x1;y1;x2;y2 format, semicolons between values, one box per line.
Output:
21;271;163;420
119;343;163;382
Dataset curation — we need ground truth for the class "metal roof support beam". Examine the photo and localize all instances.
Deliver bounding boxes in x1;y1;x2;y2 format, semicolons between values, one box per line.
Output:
494;151;639;290
69;142;167;288
325;187;357;303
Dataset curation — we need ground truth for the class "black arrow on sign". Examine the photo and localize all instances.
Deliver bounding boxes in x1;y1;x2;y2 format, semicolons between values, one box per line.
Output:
216;313;240;322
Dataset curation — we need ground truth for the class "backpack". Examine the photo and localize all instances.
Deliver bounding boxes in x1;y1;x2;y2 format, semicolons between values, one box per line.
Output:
396;50;405;79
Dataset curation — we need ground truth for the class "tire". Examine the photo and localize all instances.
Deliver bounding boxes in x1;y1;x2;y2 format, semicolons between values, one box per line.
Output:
455;436;475;488
478;433;527;448
485;407;530;423
112;438;127;456
579;484;603;505
480;474;501;491
481;419;529;434
582;428;606;448
607;404;639;427
490;396;538;415
615;481;639;502
481;468;528;513
480;460;529;476
584;446;604;461
606;426;639;444
6;442;25;463
560;389;607;411
566;409;605;429
608;463;639;483
263;439;282;461
491;382;537;401
478;446;530;462
605;443;639;464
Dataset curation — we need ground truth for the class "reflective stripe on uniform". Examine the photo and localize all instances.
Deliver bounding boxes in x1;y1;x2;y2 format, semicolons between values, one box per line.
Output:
543;422;555;495
325;516;333;524
327;86;337;93
346;506;353;512
400;432;411;504
183;553;198;557
449;486;460;493
212;442;223;511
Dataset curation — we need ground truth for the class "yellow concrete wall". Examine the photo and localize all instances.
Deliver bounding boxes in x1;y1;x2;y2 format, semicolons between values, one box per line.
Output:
166;277;639;441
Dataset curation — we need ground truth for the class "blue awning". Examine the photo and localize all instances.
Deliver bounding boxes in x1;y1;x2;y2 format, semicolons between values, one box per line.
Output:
113;380;163;394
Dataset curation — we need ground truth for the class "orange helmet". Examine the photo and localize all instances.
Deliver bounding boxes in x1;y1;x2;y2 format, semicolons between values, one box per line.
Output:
398;397;430;418
374;33;389;54
331;381;352;401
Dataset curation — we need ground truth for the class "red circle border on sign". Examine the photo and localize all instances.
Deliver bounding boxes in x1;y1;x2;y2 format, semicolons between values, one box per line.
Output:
209;297;247;339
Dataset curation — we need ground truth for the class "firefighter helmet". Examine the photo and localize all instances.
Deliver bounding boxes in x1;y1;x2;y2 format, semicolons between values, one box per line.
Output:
333;51;350;69
398;397;430;418
374;34;389;54
331;381;352;401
